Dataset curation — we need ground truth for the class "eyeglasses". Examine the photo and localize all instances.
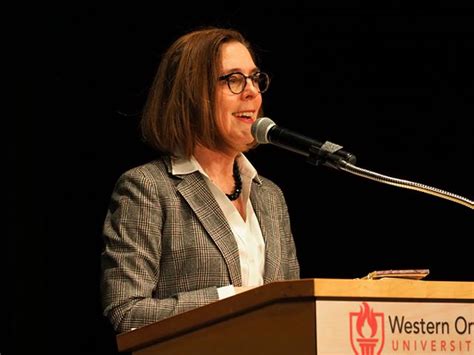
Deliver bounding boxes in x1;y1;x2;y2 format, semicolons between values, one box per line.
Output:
218;71;270;95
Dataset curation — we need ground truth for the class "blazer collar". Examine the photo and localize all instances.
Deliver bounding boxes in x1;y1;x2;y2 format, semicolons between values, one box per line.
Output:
165;156;242;286
164;155;263;185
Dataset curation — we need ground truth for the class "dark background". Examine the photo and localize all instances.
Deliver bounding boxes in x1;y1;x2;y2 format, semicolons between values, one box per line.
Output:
11;2;473;354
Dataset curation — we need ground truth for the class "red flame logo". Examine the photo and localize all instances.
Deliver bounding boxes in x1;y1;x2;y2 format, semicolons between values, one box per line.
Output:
356;302;378;338
349;302;385;355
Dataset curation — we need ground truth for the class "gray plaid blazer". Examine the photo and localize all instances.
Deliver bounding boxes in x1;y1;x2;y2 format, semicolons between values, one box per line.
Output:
101;156;300;332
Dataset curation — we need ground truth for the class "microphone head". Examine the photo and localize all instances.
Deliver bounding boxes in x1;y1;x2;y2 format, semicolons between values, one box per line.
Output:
251;117;276;144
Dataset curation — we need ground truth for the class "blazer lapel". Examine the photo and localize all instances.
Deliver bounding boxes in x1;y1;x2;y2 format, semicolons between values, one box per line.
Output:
250;181;281;283
176;172;242;286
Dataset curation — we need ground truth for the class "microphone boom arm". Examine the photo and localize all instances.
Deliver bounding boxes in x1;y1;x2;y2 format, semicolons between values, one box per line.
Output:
337;160;474;210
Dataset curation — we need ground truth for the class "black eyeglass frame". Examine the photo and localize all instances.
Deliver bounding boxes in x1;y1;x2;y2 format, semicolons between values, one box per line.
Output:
217;71;270;94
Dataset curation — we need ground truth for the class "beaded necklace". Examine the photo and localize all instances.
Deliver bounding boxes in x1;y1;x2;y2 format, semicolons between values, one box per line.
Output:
226;160;242;201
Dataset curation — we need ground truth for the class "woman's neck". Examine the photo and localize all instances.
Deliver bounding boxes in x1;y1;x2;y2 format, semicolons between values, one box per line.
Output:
193;145;238;179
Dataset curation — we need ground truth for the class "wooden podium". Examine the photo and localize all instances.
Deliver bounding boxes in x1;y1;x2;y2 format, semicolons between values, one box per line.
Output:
116;278;474;355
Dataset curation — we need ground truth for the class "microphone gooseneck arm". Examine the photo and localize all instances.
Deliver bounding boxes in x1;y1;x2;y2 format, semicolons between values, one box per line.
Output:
338;161;474;210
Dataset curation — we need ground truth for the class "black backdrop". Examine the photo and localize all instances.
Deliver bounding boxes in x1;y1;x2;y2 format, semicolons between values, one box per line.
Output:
12;3;473;355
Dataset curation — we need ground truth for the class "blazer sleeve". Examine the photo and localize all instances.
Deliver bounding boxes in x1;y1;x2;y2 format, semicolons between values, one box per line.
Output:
278;187;300;280
100;167;219;333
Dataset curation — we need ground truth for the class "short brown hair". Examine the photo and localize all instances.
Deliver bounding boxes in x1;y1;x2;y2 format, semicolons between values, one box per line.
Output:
141;27;259;158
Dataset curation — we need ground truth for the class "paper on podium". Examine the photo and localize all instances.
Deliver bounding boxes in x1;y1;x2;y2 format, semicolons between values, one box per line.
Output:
361;269;430;280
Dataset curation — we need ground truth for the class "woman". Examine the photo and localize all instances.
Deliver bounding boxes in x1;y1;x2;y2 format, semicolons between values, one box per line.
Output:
101;27;300;333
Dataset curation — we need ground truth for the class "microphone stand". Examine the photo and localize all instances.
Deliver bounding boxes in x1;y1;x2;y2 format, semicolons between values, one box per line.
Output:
307;150;474;210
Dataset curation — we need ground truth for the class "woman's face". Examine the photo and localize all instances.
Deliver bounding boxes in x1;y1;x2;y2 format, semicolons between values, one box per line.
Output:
216;41;263;153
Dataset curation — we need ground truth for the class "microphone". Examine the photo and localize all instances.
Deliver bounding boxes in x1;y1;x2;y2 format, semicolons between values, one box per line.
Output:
251;117;357;169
